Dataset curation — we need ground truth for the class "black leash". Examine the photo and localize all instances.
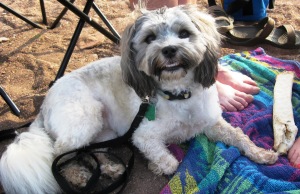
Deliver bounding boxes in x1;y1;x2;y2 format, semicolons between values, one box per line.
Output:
52;100;150;194
0;100;150;194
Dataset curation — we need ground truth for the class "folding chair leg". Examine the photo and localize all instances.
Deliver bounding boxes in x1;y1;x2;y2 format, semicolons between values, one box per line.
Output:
0;86;20;117
0;3;43;29
50;0;94;85
39;0;48;25
49;0;76;29
56;0;119;43
50;0;121;87
92;3;120;39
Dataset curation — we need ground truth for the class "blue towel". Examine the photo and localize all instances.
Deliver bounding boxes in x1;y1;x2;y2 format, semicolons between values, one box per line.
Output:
161;48;300;194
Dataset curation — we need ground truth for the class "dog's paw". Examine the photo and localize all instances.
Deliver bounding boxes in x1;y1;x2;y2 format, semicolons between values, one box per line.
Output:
252;148;279;164
261;149;279;164
100;163;125;180
148;155;179;175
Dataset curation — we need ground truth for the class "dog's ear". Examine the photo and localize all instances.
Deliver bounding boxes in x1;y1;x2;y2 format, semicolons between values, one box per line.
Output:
180;5;220;88
194;48;219;88
120;22;158;98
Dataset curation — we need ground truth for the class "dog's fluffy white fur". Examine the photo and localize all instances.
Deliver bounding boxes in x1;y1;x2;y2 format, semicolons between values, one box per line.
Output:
0;5;278;194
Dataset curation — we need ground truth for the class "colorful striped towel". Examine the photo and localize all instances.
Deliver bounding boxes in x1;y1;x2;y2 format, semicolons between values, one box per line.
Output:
161;47;300;194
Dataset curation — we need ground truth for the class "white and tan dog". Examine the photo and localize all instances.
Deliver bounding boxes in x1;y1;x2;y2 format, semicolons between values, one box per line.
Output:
0;5;278;194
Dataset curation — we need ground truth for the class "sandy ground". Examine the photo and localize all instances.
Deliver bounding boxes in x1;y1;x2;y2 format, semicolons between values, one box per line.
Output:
0;0;300;193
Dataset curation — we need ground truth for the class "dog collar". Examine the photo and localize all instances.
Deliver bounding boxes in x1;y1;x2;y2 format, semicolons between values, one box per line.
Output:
158;90;192;101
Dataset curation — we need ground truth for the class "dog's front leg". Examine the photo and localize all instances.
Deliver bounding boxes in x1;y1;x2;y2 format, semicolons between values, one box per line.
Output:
204;117;278;164
132;126;179;175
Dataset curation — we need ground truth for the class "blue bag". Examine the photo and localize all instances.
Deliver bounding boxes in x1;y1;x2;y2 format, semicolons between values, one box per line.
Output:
223;0;274;21
208;0;275;22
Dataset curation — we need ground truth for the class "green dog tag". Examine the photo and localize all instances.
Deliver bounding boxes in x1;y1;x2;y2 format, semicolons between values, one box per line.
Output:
145;104;156;121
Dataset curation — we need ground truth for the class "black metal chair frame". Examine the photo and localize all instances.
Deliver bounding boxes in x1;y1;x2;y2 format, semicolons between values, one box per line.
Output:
0;86;20;116
0;1;47;28
50;0;121;84
1;0;121;116
0;1;48;116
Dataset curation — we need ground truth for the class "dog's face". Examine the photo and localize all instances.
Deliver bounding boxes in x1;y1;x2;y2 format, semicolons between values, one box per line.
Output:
121;5;221;97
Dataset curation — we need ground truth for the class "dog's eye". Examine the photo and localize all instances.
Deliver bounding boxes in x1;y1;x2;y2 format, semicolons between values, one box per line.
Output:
179;30;190;39
145;34;156;44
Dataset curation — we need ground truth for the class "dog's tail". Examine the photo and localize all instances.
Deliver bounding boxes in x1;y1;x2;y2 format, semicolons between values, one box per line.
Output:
0;115;61;194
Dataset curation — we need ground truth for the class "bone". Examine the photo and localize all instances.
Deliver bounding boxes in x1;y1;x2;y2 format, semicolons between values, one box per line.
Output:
273;72;298;154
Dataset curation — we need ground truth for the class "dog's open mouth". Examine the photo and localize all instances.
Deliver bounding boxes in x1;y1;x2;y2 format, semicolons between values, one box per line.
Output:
163;62;184;71
154;61;188;78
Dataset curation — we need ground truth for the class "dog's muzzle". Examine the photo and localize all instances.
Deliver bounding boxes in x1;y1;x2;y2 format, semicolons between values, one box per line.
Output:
160;45;186;71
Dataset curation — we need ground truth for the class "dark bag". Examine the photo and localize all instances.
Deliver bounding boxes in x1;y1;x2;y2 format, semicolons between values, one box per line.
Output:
209;0;275;21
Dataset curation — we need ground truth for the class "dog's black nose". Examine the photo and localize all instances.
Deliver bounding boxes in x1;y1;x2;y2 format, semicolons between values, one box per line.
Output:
162;46;178;58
